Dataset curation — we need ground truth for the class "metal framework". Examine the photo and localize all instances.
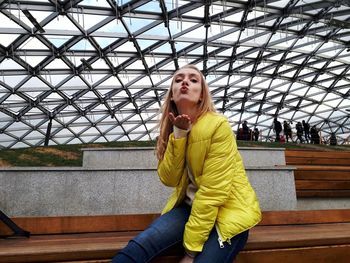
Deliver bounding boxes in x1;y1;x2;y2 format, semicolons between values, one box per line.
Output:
0;0;349;148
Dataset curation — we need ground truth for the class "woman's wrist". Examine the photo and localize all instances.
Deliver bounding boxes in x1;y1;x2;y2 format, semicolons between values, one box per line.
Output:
185;248;198;258
173;125;191;139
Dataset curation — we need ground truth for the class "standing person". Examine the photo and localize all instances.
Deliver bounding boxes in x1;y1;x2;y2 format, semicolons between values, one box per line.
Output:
253;127;259;141
283;121;293;143
112;65;261;263
242;120;251;140
273;117;282;142
310;125;320;144
302;120;310;143
329;132;337;146
295;122;304;143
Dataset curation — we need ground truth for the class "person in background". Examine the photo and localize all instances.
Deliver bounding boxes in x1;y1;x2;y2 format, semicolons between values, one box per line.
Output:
329;132;337;146
295;121;304;143
242;120;251;141
253;127;259;141
112;64;261;263
310;125;320;144
273;117;282;142
283;121;293;143
302;120;310;143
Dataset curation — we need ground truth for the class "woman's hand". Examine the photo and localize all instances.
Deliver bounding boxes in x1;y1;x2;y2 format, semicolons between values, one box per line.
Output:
179;255;194;263
169;112;191;130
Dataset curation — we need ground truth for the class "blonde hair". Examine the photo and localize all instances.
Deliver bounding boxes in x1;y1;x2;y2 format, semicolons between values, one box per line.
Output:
156;64;216;160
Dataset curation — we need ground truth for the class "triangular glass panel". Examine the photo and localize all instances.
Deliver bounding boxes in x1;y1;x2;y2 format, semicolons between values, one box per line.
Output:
179;26;206;40
65;55;91;67
125;17;156;34
94;37;117;49
44;14;79;31
18;55;45;68
95;18;128;35
158;60;176;71
187;45;204;55
108;54;129;67
137;39;158;51
0;58;24;70
125;59;144;70
75;13;107;31
69;39;96;51
18;37;49;50
18;77;50;92
44;74;70;87
145;55;165;68
22;91;43;100
1;75;27;88
0;13;22;29
60;76;88;93
44;58;70;70
225;11;244;23
115;41;137;52
118;73;139;85
132;75;152;87
184;6;205;18
78;0;110;7
135;1;162;13
90;59;110;69
3;94;26;111
0;34;20;47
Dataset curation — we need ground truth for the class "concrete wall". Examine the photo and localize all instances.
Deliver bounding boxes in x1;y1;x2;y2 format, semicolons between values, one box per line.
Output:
0;166;296;217
82;147;286;168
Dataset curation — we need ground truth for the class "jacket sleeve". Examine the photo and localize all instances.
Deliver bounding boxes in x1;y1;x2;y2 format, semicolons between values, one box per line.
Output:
157;133;187;187
183;119;237;252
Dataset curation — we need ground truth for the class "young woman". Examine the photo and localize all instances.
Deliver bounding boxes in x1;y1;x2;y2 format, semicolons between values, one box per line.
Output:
112;64;261;263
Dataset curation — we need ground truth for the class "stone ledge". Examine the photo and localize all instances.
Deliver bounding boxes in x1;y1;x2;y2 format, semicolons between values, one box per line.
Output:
0;166;296;217
82;147;287;168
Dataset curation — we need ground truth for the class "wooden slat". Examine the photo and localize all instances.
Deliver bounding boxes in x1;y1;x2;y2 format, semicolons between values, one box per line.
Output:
285;150;350;159
1;223;350;263
260;209;350;225
296;190;350;198
2;210;350;237
294;170;350;180
286;157;350;166
295;180;350;190
285;149;350;168
294;165;350;171
0;214;159;236
236;244;350;263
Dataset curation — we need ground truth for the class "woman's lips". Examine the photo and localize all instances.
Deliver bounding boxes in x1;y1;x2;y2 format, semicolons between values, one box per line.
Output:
180;87;188;93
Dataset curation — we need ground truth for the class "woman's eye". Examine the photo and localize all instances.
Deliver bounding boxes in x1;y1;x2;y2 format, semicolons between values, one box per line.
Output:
175;79;182;83
191;79;198;83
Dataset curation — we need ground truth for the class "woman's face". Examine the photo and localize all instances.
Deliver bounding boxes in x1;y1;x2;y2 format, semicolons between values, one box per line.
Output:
171;68;202;111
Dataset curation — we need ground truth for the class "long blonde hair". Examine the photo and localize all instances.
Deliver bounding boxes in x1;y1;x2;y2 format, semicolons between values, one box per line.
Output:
156;64;216;160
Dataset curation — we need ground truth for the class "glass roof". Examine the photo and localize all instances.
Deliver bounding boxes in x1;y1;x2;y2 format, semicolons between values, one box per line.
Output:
0;0;349;148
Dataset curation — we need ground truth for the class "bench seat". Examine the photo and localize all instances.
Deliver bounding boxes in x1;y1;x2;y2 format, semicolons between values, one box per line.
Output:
294;165;350;197
285;150;350;166
1;210;350;263
285;149;350;198
1;222;350;263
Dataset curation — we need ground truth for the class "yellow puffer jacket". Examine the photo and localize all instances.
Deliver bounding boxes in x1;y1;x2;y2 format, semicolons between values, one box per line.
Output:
157;112;261;252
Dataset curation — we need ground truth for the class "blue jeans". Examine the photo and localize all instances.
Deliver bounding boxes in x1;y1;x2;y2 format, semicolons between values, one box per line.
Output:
112;203;249;263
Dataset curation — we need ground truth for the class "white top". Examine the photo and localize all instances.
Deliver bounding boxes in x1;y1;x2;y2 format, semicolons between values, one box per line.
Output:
173;125;198;206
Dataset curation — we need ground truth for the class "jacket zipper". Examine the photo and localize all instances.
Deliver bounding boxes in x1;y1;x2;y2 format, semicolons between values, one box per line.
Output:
215;224;225;248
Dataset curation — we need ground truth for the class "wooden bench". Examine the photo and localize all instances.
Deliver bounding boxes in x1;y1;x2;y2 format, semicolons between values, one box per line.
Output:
285;149;350;166
285;149;350;197
1;210;350;262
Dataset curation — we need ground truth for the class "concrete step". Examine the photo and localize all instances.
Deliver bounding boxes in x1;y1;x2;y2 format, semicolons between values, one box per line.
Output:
0;166;296;217
82;147;286;169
